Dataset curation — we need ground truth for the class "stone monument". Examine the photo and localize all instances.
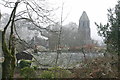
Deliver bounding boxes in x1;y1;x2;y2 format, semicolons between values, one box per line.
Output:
77;11;91;46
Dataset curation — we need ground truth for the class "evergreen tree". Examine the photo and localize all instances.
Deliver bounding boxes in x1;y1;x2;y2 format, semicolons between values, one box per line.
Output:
95;1;120;54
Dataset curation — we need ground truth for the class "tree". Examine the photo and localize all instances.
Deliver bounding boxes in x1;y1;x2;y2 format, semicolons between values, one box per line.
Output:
2;1;19;78
0;11;1;19
0;0;56;78
95;1;120;54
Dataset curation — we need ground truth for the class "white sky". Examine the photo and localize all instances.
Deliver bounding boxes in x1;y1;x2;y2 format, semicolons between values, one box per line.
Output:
0;0;118;42
48;0;118;42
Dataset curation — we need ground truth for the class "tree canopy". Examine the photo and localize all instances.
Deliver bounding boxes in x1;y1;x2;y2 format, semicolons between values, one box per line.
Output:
95;1;120;54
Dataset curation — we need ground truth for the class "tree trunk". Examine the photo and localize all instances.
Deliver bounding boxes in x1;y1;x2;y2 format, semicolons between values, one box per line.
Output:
2;32;15;78
2;1;19;78
2;56;13;78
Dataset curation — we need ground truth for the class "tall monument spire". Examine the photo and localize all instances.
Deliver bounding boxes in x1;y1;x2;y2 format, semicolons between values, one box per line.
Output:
79;11;90;29
77;11;91;46
79;11;89;21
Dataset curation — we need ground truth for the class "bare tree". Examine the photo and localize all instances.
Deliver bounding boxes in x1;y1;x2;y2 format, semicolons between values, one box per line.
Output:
55;2;64;66
0;0;58;78
55;2;70;67
0;11;1;19
2;1;19;78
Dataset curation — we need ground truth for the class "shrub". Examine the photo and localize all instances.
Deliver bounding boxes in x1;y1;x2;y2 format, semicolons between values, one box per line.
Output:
39;71;54;78
73;56;118;78
20;67;37;78
39;67;72;78
18;59;32;68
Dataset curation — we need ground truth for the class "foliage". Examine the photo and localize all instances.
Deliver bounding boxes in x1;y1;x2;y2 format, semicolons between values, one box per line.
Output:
32;65;38;70
39;70;54;78
95;1;120;54
18;59;32;69
20;67;37;78
73;56;118;78
39;67;72;78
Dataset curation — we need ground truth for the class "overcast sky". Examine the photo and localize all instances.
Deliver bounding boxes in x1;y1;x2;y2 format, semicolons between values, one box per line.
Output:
0;0;118;42
48;0;118;42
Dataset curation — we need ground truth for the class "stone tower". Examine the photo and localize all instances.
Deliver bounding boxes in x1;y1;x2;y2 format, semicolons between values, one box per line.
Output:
77;11;91;46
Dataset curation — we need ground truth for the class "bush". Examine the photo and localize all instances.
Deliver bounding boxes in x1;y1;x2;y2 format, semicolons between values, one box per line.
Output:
39;71;54;78
39;67;72;78
73;56;118;78
20;67;37;78
18;59;32;68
